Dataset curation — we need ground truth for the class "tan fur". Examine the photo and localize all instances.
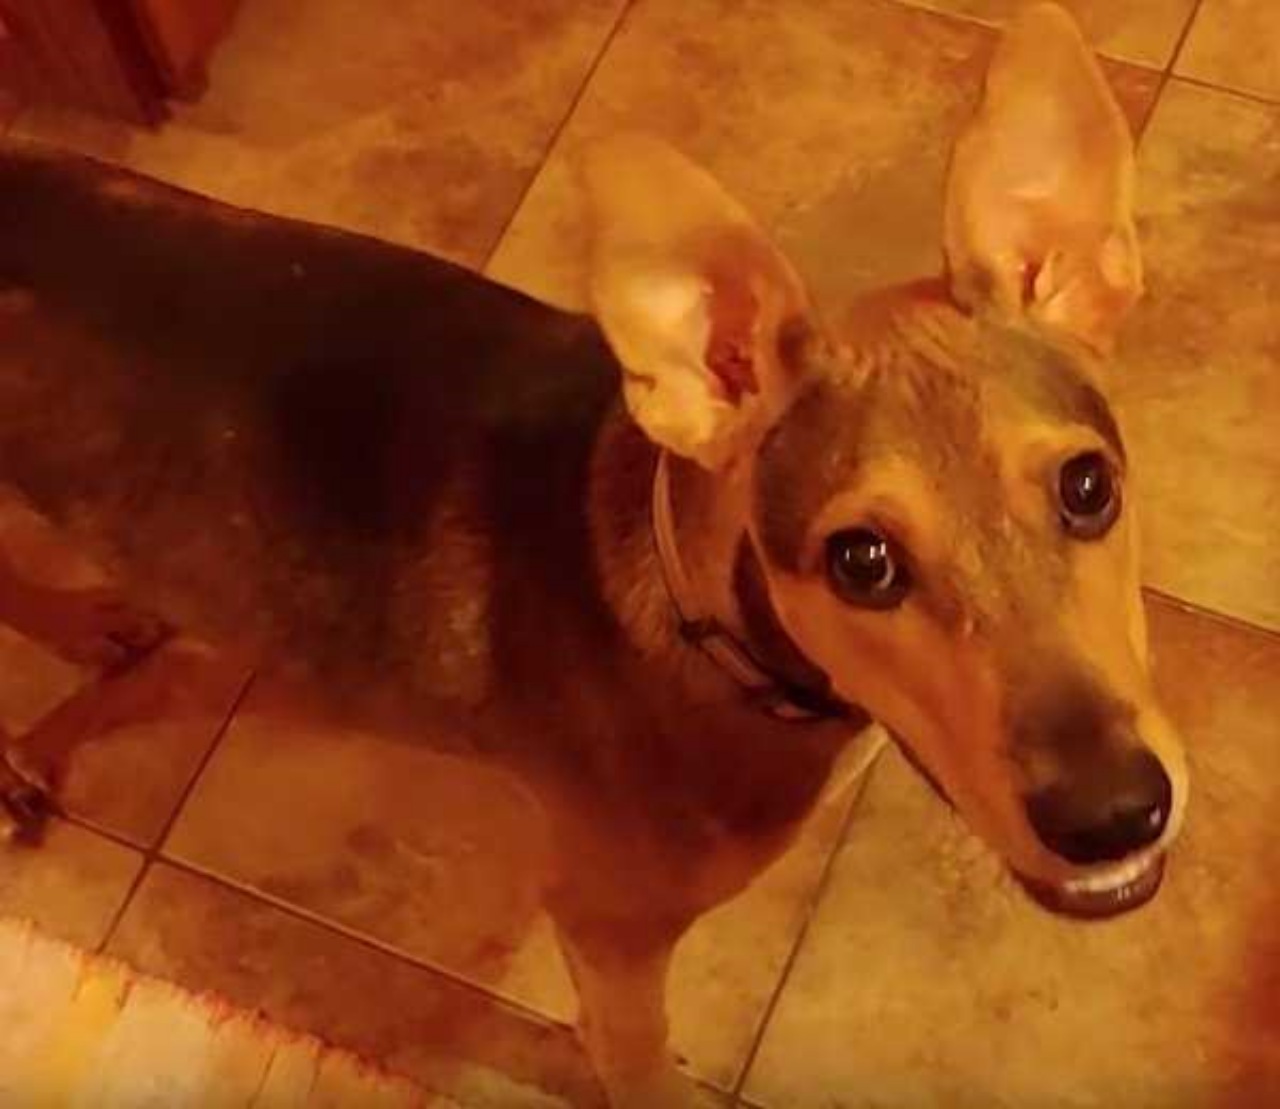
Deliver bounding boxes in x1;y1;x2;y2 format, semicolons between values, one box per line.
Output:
0;6;1188;1107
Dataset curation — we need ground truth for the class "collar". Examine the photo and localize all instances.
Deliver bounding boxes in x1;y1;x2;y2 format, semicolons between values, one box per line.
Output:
651;451;851;722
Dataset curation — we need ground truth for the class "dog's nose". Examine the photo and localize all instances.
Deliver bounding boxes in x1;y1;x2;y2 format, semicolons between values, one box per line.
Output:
1025;747;1172;865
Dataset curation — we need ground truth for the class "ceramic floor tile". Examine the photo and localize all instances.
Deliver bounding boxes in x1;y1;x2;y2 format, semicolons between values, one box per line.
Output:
108;861;604;1108
1119;81;1280;631
893;0;1197;68
0;495;251;846
743;597;1280;1107
11;0;627;268
487;0;1160;312
168;673;886;1091
0;821;141;949
1178;0;1280;102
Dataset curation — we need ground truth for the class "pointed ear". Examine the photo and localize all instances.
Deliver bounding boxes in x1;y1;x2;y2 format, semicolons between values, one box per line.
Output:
579;134;815;469
944;2;1143;353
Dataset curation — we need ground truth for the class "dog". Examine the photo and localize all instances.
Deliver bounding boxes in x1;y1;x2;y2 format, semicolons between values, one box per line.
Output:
0;4;1187;1104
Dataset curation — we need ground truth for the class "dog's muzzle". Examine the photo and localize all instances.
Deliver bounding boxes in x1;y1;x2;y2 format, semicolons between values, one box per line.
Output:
892;732;1172;920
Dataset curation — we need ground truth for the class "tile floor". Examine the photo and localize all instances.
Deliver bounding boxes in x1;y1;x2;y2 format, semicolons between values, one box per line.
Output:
2;0;1278;1104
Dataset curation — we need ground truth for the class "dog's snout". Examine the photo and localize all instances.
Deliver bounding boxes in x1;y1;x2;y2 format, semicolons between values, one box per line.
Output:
1025;747;1172;865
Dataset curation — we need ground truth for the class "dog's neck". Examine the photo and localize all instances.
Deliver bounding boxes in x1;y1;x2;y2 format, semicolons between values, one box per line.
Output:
590;412;847;721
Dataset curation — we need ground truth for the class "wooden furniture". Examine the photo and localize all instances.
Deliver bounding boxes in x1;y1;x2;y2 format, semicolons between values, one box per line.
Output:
0;0;240;125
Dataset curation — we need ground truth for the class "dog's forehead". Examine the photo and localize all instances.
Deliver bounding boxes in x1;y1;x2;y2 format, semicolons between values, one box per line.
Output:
756;305;1122;571
979;325;1125;459
755;355;989;572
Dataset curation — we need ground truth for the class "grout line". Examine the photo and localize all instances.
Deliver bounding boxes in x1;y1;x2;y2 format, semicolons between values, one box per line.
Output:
129;848;579;1035
93;666;257;955
93;857;149;957
1142;585;1280;644
151;667;258;856
1161;71;1280;109
60;811;144;852
1166;0;1208;78
728;757;881;1102
478;0;636;274
1137;0;1206;144
695;1076;735;1106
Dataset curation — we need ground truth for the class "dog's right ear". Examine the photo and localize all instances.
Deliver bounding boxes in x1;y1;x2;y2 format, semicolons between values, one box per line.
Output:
580;135;814;470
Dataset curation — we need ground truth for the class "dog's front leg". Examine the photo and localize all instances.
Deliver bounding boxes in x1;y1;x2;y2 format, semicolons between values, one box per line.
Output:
0;548;172;672
0;629;209;846
550;907;691;1109
0;547;177;842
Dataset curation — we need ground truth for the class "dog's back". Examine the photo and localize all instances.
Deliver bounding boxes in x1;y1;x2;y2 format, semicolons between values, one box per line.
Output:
0;142;625;721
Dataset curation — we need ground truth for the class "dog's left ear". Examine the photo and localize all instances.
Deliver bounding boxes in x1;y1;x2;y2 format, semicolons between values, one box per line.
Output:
580;134;814;470
944;2;1142;354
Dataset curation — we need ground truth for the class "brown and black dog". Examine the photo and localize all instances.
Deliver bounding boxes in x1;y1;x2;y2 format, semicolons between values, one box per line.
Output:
0;4;1186;1104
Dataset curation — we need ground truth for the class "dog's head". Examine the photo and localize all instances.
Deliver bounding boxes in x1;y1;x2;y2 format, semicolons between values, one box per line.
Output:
580;3;1186;919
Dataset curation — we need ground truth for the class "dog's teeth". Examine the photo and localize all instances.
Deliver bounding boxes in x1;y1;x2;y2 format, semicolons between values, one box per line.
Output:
1062;853;1157;895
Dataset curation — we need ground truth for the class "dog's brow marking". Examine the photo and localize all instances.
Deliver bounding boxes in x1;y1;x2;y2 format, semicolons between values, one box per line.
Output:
756;378;871;572
1064;378;1124;460
979;325;1126;460
883;300;1126;459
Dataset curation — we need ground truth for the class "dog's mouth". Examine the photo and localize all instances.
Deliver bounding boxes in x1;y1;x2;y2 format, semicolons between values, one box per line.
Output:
1014;849;1166;920
890;735;1168;920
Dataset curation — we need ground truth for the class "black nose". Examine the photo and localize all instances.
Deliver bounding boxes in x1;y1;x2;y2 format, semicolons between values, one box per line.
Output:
1026;748;1172;865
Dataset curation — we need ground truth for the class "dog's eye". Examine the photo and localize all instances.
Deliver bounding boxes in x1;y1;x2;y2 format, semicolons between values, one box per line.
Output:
825;528;909;609
1059;451;1121;539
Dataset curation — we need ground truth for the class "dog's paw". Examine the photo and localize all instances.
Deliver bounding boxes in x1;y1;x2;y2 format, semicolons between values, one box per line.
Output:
32;588;173;672
0;755;54;847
